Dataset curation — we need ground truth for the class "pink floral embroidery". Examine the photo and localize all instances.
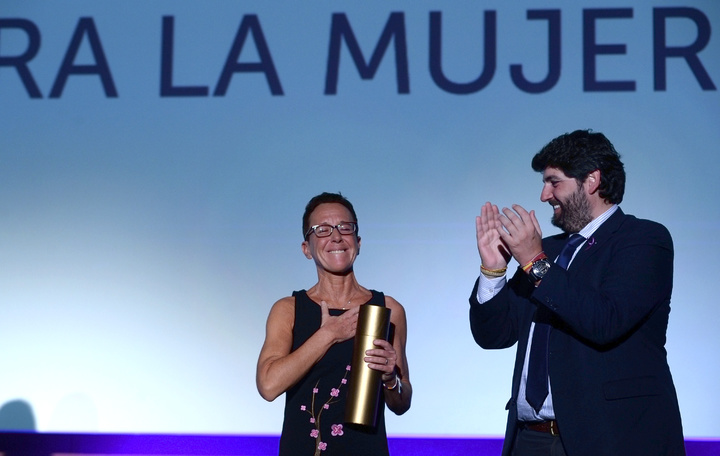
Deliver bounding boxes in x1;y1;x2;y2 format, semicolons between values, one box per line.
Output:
331;424;344;436
301;362;352;455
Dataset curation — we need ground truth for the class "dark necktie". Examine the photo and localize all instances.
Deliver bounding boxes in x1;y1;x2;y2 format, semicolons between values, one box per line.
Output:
526;233;586;412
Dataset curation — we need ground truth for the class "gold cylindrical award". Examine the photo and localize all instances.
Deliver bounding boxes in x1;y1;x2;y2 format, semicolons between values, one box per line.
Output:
345;303;391;427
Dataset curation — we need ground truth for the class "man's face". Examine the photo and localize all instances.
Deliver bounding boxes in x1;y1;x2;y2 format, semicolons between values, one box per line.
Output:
540;167;593;233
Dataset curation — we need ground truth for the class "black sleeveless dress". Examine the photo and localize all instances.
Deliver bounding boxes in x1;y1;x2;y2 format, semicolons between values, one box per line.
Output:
278;289;390;456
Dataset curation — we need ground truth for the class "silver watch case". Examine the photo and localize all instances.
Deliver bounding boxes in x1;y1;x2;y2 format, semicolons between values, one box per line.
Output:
528;258;551;282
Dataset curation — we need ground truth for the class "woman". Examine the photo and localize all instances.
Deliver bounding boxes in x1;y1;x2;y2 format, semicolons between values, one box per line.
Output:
257;192;412;456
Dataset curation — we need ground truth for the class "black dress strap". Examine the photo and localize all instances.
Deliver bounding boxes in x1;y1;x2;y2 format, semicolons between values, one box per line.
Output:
367;290;385;307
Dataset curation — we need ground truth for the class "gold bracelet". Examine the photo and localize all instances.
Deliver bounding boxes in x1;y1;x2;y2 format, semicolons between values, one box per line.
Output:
481;265;507;278
481;265;507;274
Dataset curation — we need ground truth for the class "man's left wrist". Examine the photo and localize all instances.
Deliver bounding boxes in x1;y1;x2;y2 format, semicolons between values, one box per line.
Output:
521;251;547;272
527;256;551;283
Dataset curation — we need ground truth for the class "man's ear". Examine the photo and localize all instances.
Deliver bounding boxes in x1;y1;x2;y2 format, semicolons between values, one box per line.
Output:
357;236;361;255
586;169;601;194
301;240;313;259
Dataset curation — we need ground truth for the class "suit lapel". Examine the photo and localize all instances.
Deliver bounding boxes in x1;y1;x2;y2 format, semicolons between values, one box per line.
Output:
569;208;626;269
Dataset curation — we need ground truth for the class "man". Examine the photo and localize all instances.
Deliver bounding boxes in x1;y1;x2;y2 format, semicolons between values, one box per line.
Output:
470;130;684;455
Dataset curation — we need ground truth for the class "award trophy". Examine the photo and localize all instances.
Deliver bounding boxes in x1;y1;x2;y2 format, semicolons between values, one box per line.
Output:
345;303;391;427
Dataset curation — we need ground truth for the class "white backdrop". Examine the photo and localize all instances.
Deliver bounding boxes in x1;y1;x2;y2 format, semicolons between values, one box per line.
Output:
1;0;718;439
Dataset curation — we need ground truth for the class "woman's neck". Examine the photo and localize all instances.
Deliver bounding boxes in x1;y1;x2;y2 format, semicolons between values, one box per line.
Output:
308;276;368;309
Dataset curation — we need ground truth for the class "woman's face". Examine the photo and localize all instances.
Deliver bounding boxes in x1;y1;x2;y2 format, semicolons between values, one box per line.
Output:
301;203;360;275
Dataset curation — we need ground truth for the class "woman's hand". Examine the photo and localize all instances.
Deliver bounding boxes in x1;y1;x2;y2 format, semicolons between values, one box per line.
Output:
319;300;359;344
364;338;397;382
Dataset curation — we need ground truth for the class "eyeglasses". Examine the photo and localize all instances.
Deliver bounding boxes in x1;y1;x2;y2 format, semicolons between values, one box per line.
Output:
305;222;358;239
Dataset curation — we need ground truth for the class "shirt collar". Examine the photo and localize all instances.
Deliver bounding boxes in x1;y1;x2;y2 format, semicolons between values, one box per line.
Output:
577;204;618;239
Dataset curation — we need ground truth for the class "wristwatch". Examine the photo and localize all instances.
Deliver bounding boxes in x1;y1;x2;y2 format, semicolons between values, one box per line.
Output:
528;258;551;282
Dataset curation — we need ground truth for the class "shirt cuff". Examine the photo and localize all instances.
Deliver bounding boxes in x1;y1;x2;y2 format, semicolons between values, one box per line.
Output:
477;274;506;303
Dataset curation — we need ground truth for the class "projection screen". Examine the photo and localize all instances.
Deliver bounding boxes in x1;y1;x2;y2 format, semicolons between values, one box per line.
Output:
1;0;718;440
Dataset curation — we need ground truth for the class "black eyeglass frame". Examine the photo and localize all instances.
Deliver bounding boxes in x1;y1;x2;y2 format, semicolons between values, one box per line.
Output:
304;222;358;239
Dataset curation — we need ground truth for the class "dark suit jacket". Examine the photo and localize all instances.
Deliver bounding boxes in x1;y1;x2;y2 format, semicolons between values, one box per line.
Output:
469;208;685;456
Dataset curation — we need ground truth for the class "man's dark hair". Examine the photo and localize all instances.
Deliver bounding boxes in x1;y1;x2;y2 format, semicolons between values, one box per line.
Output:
302;192;358;239
532;129;626;204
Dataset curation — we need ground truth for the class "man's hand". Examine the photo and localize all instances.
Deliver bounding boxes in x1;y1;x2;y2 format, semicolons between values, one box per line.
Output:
497;204;543;266
476;202;511;269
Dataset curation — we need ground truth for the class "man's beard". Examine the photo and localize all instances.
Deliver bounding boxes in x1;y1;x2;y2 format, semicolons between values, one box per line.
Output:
552;186;593;233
